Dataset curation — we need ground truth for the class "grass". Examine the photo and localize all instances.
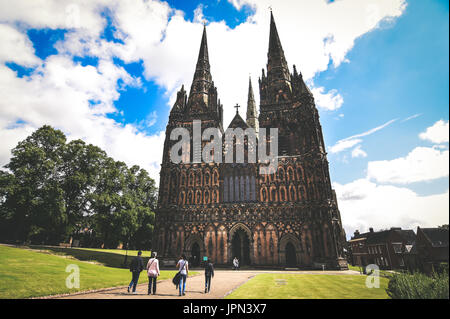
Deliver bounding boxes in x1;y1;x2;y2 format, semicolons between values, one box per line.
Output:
225;273;390;299
0;245;181;299
27;245;150;268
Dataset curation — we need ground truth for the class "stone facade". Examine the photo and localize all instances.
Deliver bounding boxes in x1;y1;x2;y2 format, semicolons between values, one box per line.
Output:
154;13;348;269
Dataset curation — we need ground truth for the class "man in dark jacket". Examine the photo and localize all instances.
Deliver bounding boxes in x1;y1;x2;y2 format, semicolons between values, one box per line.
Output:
128;251;144;294
204;258;214;293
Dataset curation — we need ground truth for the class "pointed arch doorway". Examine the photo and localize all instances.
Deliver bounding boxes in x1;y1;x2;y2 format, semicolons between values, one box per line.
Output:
285;242;297;267
191;242;200;267
231;229;251;266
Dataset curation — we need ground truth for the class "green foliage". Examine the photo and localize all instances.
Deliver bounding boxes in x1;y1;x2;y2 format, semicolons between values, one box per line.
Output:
386;270;449;299
0;125;158;249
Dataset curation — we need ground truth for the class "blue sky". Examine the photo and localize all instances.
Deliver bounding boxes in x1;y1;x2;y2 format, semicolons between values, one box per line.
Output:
0;0;448;235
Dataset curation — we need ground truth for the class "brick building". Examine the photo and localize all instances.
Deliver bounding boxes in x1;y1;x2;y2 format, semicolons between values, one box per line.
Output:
348;227;416;270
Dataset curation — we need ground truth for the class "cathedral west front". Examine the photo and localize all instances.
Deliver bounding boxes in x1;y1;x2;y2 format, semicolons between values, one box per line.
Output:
154;12;348;270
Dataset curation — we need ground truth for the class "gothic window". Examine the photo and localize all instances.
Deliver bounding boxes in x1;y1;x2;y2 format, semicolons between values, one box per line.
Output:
189;172;194;187
240;175;245;201
204;190;210;204
180;171;186;186
235;175;240;202
178;191;186;206
213;189;219;203
289;185;297;202
213;169;219;185
196;171;202;187
287;166;295;181
229;176;234;202
195;190;202;204
251;175;256;201
270;185;278;202
296;166;304;181
223;177;228;202
278;167;285;181
245;175;250;202
261;187;268;202
188;190;193;205
204;171;210;186
279;186;287;202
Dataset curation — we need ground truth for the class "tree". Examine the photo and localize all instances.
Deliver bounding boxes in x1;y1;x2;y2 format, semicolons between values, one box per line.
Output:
0;125;158;249
5;125;67;244
61;140;107;240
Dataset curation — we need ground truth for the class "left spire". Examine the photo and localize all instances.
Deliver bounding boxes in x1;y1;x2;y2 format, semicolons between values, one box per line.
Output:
189;24;212;98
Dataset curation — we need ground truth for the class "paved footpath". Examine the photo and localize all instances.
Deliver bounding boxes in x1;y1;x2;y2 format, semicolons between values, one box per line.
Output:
54;269;360;299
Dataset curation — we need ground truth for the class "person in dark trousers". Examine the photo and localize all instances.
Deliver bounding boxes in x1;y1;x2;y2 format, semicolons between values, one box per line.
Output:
128;251;144;294
146;252;160;295
204;258;214;293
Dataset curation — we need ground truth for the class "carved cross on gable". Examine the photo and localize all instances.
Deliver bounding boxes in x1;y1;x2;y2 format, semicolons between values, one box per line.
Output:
234;103;240;114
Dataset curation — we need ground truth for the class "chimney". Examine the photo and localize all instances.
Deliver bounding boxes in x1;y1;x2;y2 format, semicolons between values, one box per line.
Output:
369;228;374;233
354;230;360;236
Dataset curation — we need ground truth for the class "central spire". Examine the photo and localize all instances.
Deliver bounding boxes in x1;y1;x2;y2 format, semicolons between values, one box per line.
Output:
246;76;259;132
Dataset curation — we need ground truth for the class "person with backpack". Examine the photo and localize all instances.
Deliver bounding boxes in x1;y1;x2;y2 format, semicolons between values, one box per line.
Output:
175;254;189;296
204;258;214;293
146;252;160;295
128;251;144;294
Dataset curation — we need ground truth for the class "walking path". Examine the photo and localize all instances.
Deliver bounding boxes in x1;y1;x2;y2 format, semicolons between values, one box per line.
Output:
54;269;360;299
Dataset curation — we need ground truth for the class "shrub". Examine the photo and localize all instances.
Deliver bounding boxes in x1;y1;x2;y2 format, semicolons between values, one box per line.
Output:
386;270;449;299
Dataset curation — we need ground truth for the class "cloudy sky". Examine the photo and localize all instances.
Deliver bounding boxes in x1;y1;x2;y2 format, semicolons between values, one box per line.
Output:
0;0;448;238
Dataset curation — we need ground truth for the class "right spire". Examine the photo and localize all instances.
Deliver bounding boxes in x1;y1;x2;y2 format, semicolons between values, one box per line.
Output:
267;11;291;86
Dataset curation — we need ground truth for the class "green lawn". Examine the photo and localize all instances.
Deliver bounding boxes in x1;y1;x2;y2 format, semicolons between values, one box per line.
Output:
27;245;150;268
0;245;179;299
225;273;390;299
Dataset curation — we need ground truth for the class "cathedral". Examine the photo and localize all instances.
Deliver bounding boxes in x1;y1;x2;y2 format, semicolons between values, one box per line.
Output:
154;13;348;270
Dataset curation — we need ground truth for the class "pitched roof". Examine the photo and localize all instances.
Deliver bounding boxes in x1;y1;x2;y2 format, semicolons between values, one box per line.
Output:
228;111;249;129
421;228;449;248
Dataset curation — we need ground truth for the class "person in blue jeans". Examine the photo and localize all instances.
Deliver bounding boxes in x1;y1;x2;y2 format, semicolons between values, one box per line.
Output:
176;254;189;296
128;251;144;294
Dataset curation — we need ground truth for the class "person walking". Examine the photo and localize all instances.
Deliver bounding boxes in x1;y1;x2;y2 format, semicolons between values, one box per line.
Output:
176;254;189;296
128;251;144;294
146;252;160;295
204;258;214;293
233;257;239;270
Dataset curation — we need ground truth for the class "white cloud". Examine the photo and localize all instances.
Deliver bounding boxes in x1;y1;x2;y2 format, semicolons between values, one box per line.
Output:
0;24;40;66
419;120;449;144
0;0;408;183
311;86;344;111
351;145;367;158
367;146;449;184
334;179;449;237
401;113;422;122
329;118;397;154
329;138;362;154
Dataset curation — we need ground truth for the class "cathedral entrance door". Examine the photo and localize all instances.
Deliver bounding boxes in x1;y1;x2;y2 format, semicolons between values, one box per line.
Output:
231;229;250;266
191;242;200;267
285;242;297;267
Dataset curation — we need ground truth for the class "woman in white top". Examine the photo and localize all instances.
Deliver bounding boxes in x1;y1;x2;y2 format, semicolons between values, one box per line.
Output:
146;252;160;295
176;254;189;296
